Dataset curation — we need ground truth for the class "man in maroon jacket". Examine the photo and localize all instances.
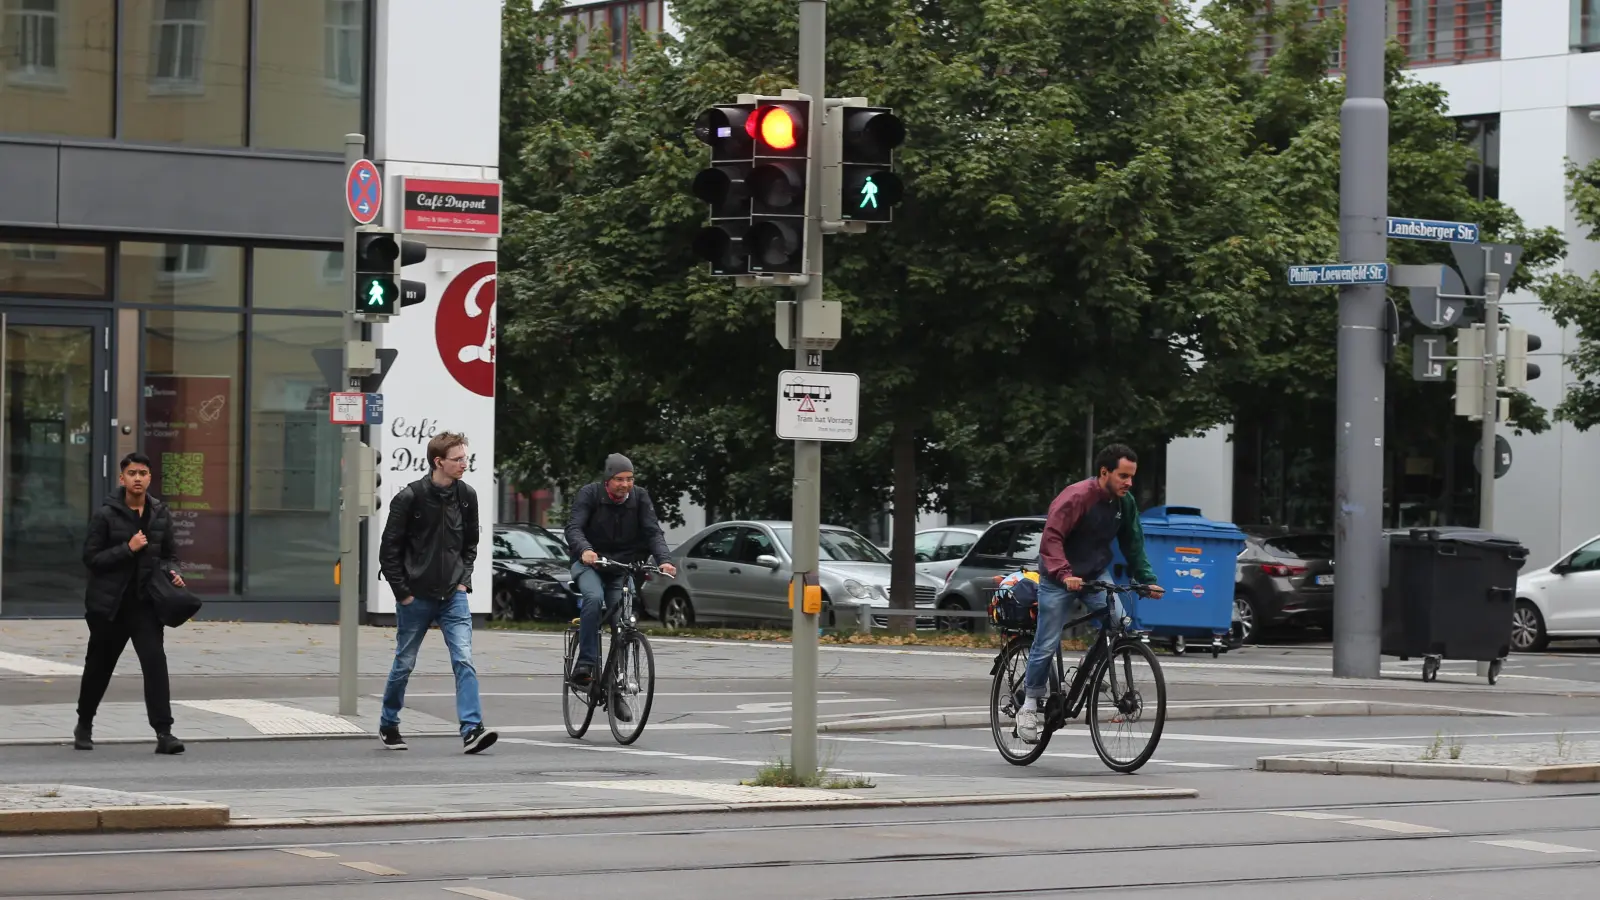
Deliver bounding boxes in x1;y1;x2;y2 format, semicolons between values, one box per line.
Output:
1017;443;1163;743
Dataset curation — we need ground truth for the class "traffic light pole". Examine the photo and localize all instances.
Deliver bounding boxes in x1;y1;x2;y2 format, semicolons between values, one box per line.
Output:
1332;0;1387;680
1479;266;1502;528
339;132;364;717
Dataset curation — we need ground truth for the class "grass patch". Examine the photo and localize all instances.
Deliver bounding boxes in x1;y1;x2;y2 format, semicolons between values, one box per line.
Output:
487;618;1080;651
743;759;876;790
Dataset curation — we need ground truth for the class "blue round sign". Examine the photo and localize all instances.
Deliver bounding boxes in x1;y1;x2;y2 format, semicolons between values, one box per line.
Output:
346;159;382;225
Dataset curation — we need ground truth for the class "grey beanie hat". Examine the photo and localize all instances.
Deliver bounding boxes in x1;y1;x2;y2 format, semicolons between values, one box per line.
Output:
605;453;634;479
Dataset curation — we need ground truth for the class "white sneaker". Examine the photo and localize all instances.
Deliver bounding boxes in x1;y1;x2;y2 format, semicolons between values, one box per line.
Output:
1016;707;1041;744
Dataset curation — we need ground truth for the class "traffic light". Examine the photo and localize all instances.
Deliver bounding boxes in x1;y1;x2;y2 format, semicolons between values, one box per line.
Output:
352;227;428;319
1454;324;1484;419
398;239;428;308
837;106;904;223
690;103;755;276
1504;326;1542;390
745;96;811;275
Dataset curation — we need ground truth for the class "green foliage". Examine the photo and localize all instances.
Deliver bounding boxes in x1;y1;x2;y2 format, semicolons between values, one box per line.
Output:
1537;159;1600;431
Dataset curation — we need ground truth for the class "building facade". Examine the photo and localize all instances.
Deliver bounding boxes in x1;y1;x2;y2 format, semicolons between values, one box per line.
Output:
1168;0;1600;569
0;0;502;621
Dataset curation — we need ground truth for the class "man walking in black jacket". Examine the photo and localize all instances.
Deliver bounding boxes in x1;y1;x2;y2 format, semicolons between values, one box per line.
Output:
75;452;187;754
377;430;497;754
564;453;676;691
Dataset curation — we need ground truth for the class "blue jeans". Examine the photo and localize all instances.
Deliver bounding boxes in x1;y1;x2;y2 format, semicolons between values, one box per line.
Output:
571;562;624;669
1023;572;1121;700
380;590;483;737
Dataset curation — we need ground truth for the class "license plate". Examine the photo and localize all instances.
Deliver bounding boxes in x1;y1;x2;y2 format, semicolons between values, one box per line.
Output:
1315;574;1334;586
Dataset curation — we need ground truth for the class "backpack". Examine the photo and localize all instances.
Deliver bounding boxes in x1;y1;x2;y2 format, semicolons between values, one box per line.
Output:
988;569;1041;630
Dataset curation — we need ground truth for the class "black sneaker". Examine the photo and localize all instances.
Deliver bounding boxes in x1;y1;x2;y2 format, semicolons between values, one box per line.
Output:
73;723;93;751
463;725;498;755
154;732;185;755
569;662;595;686
378;726;408;750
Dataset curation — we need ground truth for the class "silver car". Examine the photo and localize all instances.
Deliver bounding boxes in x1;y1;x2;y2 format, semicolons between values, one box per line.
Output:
640;520;945;630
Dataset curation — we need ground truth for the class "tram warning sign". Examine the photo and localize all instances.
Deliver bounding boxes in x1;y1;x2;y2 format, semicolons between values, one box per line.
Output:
776;371;859;442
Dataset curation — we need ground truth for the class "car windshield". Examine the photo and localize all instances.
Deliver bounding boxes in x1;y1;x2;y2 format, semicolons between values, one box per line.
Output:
495;528;566;560
773;527;890;564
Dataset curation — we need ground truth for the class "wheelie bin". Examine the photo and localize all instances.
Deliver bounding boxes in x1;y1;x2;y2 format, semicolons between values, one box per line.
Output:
1381;528;1528;685
1110;505;1246;658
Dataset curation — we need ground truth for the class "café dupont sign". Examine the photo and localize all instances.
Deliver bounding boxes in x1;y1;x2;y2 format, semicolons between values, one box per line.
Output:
399;176;503;237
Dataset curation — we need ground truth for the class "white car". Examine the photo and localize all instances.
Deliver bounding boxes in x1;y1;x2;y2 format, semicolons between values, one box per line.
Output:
1512;534;1600;652
911;526;986;584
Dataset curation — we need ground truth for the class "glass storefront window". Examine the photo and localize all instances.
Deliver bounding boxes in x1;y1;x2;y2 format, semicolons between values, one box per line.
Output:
251;246;345;311
118;0;248;147
253;0;364;152
119;241;243;306
1579;0;1600;51
142;309;243;596
245;314;340;597
0;0;115;137
0;240;108;297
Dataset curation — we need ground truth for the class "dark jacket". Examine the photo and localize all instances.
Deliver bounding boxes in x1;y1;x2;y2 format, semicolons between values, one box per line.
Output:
82;488;178;619
379;476;481;602
1038;479;1157;587
564;483;671;565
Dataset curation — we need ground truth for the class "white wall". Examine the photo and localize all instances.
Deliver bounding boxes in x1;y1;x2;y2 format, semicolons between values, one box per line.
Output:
373;0;502;168
1165;425;1234;523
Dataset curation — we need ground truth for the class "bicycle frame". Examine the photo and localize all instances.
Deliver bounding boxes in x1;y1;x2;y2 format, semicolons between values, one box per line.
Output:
1002;585;1149;730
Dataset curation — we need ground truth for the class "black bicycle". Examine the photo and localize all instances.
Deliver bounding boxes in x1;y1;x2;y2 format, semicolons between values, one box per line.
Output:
988;580;1167;772
562;558;666;745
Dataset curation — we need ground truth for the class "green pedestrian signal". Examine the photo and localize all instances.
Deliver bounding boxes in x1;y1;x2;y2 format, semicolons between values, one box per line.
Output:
355;275;399;316
366;281;386;306
859;176;880;209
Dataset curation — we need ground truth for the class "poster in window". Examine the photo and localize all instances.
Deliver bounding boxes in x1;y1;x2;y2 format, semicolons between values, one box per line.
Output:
142;375;233;593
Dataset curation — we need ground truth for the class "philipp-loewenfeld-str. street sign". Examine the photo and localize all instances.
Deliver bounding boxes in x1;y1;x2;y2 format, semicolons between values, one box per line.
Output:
1288;263;1389;287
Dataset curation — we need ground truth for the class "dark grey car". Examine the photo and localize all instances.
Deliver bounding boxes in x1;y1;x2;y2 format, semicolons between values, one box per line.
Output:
934;517;1047;629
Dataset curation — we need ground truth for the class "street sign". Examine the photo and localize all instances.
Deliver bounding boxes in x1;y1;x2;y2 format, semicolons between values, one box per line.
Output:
1386;217;1480;244
1392;263;1469;327
1287;263;1389;287
364;393;384;425
1451;242;1523;296
346;159;382;225
1412;335;1447;382
776;370;859;442
1472;435;1513;480
330;391;366;425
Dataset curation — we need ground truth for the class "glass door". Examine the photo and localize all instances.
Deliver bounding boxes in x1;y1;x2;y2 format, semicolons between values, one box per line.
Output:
0;308;111;617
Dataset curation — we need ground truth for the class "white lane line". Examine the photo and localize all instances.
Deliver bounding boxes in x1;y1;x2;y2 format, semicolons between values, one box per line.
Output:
1266;811;1357;820
821;734;1230;770
340;861;406;875
1345;819;1449;834
1050;727;1413;751
497;737;899;778
444;887;528;900
1475;839;1595;854
551;780;850;803
277;847;339;859
404;692;851;698
0;650;81;676
713;698;895;716
747;707;983;725
493;723;727;734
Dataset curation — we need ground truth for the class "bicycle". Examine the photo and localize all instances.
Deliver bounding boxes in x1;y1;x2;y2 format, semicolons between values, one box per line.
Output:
561;558;667;745
988;579;1167;772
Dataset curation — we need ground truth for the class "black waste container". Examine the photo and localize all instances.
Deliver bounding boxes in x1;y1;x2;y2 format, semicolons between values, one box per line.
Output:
1381;528;1528;684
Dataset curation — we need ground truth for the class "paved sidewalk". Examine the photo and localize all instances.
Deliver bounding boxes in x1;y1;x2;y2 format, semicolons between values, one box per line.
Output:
1259;740;1600;784
0;784;228;833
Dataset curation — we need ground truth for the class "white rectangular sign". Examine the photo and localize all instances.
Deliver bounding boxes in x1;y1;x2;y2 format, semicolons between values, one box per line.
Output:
776;370;860;442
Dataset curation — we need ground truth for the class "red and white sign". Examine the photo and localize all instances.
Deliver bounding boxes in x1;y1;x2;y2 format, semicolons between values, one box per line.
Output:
329;392;366;424
435;261;497;397
401;177;502;236
346;159;382;225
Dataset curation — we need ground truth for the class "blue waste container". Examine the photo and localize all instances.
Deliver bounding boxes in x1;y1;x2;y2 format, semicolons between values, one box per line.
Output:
1109;505;1246;657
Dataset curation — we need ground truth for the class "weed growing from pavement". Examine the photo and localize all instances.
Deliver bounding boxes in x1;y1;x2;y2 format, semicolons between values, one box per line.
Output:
1421;731;1444;761
1448;734;1464;760
745;758;876;790
1555;729;1570;760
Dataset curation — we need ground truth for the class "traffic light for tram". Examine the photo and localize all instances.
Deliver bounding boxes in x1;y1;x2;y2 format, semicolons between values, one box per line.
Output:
1504;326;1542;391
837;106;904;223
691;103;755;276
352;227;428;319
745;96;811;275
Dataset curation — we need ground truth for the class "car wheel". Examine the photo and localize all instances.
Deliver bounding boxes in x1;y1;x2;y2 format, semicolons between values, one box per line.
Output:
660;590;695;632
492;589;518;623
937;598;974;633
1511;600;1549;653
1232;593;1259;645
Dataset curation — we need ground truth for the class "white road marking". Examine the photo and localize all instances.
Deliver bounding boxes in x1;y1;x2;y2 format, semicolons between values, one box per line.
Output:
340;861;406;875
444;888;528;900
404;691;850;698
1050;727;1413;751
551;780;851;803
723;698;893;715
1266;811;1357;820
0;650;81;676
175;699;363;735
1475;839;1595;854
277;847;339;859
821;734;1231;770
493;723;727;734
1345;819;1449;834
497;737;899;778
747;706;984;725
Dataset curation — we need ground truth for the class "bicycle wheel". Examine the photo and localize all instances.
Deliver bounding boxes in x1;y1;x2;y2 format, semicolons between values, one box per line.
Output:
562;626;597;739
607;631;656;745
989;635;1050;765
1087;637;1166;773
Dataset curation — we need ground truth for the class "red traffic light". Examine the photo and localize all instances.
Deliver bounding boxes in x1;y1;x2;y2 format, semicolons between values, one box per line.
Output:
748;104;804;153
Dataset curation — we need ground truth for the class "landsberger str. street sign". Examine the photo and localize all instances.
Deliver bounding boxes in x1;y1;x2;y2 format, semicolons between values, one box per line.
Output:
1287;263;1389;287
776;370;859;442
400;177;503;237
1386;217;1480;244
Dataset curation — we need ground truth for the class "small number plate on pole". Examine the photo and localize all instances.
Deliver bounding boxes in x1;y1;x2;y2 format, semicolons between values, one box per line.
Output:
330;392;366;425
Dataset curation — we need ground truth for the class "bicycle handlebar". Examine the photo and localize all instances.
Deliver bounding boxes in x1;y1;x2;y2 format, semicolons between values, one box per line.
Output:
593;557;676;579
1080;580;1162;598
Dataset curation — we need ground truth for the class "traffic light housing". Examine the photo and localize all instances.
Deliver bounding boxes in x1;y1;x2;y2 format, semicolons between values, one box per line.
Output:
352;227;428;320
1454;324;1484;419
837;106;904;223
1504;326;1542;390
691;103;755;276
745;96;811;275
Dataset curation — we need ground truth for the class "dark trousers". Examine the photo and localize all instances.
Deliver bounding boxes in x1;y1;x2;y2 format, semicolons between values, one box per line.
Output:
76;603;173;731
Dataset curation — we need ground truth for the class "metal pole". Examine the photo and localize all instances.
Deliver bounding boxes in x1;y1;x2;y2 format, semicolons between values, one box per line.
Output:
1331;0;1387;679
338;132;363;716
1479;267;1501;528
1084;404;1094;479
789;0;827;781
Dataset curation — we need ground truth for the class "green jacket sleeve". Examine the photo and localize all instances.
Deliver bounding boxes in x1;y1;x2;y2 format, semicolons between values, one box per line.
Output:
1117;495;1159;584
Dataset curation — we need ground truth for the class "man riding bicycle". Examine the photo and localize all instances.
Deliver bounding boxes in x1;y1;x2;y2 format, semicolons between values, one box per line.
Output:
564;454;677;692
1017;443;1164;743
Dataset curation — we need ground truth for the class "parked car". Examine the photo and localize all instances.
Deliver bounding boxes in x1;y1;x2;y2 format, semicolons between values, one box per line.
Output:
1233;531;1336;642
490;524;577;622
936;517;1047;630
910;526;986;584
1512;533;1600;652
639;520;945;630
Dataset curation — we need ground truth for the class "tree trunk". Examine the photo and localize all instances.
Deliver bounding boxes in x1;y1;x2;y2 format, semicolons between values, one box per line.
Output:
888;416;918;636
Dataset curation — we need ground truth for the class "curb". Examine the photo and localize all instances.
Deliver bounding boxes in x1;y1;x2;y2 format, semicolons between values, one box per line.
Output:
224;787;1201;829
0;803;229;834
1256;755;1600;784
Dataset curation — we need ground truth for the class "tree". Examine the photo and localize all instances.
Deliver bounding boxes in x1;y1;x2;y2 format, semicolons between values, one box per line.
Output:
1537;159;1600;431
